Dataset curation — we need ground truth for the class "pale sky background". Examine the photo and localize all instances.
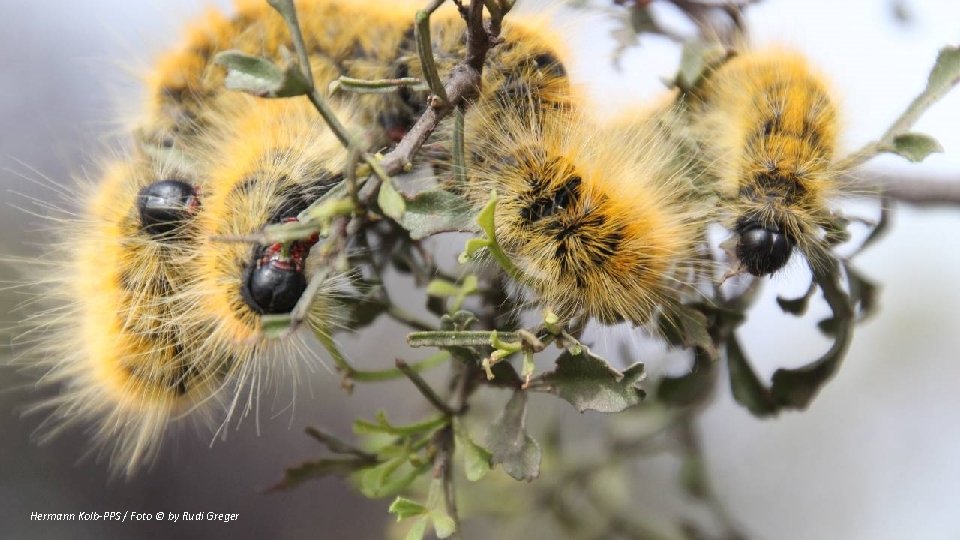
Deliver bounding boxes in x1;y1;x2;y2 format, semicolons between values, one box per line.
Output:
0;1;958;539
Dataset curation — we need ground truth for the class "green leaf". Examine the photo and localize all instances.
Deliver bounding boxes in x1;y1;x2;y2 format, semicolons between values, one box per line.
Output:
770;256;854;409
353;411;447;437
886;132;943;162
529;348;645;413
260;313;294;339
389;497;428;520
404;518;428;540
431;513;456;539
213;50;311;98
726;337;778;417
456;429;492;482
265;457;374;493
378;180;406;221
359;458;430;499
659;304;717;359
486;391;541;482
398;189;477;240
426;279;461;297
672;41;728;92
657;353;715;407
776;282;817;316
925;45;960;96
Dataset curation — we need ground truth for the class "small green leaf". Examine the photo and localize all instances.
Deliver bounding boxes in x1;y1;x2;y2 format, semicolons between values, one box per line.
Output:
776;282;817;316
672;41;728;92
399;189;478;240
431;513;456;539
886;132;943;162
261;221;323;244
389;497;429;520
214;50;311;98
378;180;406;221
486;391;541;482
404;518;428;540
726;337;778;417
426;279;461;297
529;348;645;413
456;428;492;482
659;304;717;359
925;45;960;95
265;457;375;493
353;411;447;437
260;314;293;339
657;353;715;407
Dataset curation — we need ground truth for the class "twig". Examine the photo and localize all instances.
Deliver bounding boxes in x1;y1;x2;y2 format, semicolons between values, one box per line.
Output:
845;170;960;207
379;0;509;176
396;358;457;416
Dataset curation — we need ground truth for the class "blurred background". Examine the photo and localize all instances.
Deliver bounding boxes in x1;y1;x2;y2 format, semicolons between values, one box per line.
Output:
1;0;958;539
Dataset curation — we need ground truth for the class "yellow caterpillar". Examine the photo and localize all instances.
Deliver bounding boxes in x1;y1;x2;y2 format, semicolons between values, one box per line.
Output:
685;47;841;276
456;92;709;325
17;0;596;475
20;155;223;476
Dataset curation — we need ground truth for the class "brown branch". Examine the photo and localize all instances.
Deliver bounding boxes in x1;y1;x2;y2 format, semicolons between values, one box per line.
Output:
379;0;505;176
844;170;960;207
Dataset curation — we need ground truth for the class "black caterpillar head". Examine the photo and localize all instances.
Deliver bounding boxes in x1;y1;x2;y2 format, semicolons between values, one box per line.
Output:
136;179;199;237
735;218;793;276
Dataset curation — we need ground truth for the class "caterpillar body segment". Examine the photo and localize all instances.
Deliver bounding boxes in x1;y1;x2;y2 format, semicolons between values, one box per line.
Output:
685;48;842;276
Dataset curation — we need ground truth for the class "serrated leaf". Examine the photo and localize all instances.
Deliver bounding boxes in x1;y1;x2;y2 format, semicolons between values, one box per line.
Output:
399;190;477;240
776;283;816;316
359;458;429;499
486;391;541;482
657;353;715;407
378;180;406;221
726;337;778;417
266;457;374;493
214;50;311;98
389;497;429;520
529;348;645;413
660;304;717;359
456;429;492;482
886;132;943;162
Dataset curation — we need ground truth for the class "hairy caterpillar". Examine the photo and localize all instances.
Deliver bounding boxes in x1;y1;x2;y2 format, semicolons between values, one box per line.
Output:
16;0;591;474
684;47;842;276
455;93;709;325
18;155;224;476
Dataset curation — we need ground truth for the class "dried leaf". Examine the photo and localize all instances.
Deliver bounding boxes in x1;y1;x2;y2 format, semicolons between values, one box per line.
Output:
726;337;778;417
486;391;541;482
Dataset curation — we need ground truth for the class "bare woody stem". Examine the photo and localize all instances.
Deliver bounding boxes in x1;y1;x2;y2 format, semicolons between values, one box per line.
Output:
379;0;507;176
845;171;960;207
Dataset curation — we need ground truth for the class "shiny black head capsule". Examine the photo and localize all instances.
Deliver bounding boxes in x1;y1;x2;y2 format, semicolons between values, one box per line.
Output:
735;220;793;276
137;179;199;236
242;257;307;315
241;228;318;315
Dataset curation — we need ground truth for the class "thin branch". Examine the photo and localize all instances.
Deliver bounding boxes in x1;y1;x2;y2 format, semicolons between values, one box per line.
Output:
845;170;960;207
379;0;508;176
